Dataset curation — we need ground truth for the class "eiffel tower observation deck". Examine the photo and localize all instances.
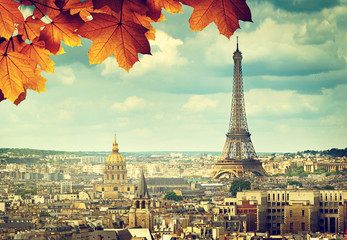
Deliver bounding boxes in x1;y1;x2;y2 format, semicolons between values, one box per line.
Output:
211;38;266;179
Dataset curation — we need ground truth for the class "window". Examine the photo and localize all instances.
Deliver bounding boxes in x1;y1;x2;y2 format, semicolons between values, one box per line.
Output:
268;194;270;200
278;194;280;200
117;174;120;180
127;187;130;191
287;194;289;200
117;166;119;170
102;188;104;191
114;187;118;191
302;210;305;216
290;223;293;232
290;210;292;217
301;222;305;231
112;175;114;180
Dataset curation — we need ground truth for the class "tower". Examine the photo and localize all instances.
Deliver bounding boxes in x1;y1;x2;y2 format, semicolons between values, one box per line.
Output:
104;134;127;184
128;169;153;231
211;39;266;179
94;135;136;199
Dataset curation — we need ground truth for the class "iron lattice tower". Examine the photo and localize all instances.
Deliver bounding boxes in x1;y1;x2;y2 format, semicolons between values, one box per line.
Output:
212;39;266;179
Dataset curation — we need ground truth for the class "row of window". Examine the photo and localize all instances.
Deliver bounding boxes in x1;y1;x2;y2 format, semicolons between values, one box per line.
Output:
320;209;338;214
320;193;342;201
106;174;125;180
319;202;342;206
268;193;343;202
107;165;125;170
268;209;284;213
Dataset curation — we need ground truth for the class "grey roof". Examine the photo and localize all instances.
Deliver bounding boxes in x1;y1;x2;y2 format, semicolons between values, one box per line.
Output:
134;169;150;199
147;178;188;186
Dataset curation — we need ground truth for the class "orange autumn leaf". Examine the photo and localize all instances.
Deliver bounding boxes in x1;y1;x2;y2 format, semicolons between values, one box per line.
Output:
181;0;252;38
0;0;24;39
146;0;182;21
0;0;253;105
78;13;151;71
39;11;84;54
17;17;46;41
21;39;55;73
0;42;46;103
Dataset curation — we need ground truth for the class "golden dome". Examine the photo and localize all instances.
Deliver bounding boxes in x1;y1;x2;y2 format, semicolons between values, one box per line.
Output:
105;135;125;164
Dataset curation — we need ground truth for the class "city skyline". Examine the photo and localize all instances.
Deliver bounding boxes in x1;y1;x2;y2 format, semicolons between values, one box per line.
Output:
0;0;346;152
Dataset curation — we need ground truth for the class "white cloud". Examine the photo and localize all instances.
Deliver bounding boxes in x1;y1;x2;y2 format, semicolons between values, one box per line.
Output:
111;96;146;112
245;88;321;116
129;128;153;137
57;110;72;122
101;30;187;76
55;67;76;85
182;95;218;112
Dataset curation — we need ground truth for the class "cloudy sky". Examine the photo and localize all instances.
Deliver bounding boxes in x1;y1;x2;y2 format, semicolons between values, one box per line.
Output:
1;0;347;153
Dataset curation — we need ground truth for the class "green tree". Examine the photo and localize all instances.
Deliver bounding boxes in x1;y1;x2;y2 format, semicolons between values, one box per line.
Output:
164;191;183;201
39;211;50;217
229;179;251;196
321;185;334;190
288;180;303;188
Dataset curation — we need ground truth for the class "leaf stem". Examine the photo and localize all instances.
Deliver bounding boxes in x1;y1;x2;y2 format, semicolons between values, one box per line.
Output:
120;0;124;23
28;0;60;11
4;37;12;55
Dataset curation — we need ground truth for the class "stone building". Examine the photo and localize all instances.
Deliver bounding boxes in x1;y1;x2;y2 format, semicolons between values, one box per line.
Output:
94;135;135;199
129;169;153;231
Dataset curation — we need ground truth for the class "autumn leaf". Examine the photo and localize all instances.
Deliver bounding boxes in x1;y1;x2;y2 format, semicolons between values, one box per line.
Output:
181;0;252;38
0;43;46;103
78;13;151;71
39;11;84;54
92;0;148;15
0;0;253;105
146;0;182;21
22;0;60;19
21;39;55;73
0;89;5;103
0;0;24;39
17;17;46;41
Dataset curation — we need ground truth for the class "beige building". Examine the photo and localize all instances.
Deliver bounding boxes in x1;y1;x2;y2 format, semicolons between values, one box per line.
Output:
94;135;135;199
129;169;153;231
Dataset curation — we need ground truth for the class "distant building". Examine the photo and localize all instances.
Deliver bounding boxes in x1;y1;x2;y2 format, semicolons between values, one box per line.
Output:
129;169;153;231
94;135;135;199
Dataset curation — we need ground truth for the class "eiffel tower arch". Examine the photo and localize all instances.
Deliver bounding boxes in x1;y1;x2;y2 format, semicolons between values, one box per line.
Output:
211;39;266;179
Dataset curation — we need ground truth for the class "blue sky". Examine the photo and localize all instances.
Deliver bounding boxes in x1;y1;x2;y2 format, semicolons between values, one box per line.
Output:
1;0;347;152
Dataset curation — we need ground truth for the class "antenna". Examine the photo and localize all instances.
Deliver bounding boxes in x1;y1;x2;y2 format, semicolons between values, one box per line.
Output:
236;36;239;51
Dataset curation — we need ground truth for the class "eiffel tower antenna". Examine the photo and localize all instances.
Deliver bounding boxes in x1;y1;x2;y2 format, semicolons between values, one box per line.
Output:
211;40;266;179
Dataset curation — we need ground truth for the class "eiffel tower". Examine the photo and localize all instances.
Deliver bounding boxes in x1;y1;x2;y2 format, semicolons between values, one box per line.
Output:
212;38;266;179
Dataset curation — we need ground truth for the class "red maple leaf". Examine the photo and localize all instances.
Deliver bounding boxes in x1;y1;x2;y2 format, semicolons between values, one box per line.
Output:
181;0;252;38
146;0;182;21
39;11;84;54
21;38;55;73
0;0;24;39
78;13;151;71
17;17;46;41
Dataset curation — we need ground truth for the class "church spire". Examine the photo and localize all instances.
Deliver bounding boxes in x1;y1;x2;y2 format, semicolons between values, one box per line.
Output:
135;168;150;199
112;134;119;152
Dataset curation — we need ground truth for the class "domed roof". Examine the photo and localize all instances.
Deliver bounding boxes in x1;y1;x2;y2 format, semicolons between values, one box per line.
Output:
105;135;125;164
